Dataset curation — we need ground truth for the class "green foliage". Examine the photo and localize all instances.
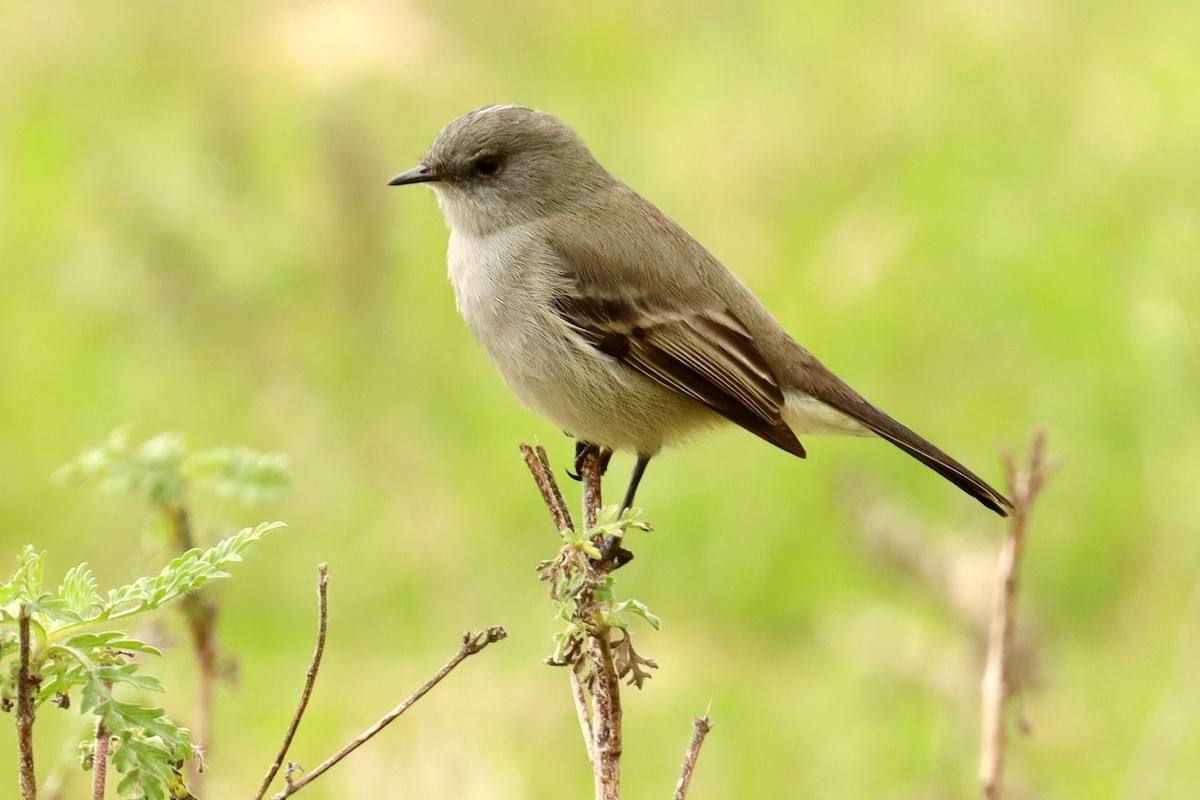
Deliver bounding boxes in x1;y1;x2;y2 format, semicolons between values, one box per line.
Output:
56;429;291;511
0;522;281;799
540;506;660;688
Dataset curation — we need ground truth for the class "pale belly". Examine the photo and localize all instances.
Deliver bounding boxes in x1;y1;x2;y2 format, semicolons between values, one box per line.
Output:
446;227;721;454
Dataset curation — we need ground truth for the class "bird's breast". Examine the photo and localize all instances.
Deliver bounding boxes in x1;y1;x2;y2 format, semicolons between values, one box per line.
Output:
444;226;717;452
447;226;553;344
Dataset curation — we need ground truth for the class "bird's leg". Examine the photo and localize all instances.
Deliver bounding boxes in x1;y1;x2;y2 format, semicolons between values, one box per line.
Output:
566;441;638;568
620;455;651;514
599;454;651;569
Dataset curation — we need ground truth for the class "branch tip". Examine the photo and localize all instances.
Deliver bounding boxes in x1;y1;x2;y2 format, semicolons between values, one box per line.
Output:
980;429;1054;800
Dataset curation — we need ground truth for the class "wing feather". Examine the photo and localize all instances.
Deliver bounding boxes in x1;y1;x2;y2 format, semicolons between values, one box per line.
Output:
551;278;807;458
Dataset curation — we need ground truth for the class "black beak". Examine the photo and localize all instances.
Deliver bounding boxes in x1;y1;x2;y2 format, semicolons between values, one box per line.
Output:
387;165;440;186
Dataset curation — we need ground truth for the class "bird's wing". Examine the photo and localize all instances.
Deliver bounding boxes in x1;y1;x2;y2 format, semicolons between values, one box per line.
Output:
548;235;807;458
543;189;1012;515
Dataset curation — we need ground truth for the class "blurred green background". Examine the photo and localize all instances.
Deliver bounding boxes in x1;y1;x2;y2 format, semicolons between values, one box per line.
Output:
2;0;1199;797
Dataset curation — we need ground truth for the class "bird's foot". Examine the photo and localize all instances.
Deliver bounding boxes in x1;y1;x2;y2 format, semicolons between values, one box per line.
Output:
596;535;635;571
567;441;611;481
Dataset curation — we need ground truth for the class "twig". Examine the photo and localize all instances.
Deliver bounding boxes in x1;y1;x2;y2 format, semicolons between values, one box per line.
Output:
254;564;331;800
520;444;574;532
673;715;713;800
269;627;507;799
570;670;596;767
580;445;603;531
91;708;111;800
578;445;622;800
166;500;219;796
17;605;37;800
522;445;624;799
979;429;1051;800
588;632;622;800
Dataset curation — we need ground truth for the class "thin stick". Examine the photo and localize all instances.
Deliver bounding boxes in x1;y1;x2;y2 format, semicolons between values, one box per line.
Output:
588;633;622;800
167;501;219;796
577;446;621;800
580;446;603;531
570;669;596;767
538;445;574;529
673;715;713;800
91;711;111;800
270;627;507;799
17;605;37;800
979;429;1050;800
520;444;574;532
520;445;625;800
254;564;331;800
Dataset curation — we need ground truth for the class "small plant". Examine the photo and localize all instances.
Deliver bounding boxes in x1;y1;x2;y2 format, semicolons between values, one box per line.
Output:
0;522;282;800
56;427;290;515
540;504;660;689
56;428;291;796
522;444;703;800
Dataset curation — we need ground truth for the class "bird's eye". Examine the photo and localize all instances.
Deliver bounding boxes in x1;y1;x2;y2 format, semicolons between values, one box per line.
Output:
473;155;502;177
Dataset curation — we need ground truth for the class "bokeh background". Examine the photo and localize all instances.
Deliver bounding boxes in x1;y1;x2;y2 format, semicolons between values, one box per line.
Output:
3;1;1199;797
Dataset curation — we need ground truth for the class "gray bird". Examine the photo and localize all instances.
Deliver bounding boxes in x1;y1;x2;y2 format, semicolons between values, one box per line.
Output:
389;105;1011;516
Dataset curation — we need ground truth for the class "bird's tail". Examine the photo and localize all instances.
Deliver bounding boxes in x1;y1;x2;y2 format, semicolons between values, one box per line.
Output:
801;374;1012;516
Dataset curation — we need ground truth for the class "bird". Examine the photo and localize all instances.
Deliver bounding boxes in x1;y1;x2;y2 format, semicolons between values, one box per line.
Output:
389;105;1011;518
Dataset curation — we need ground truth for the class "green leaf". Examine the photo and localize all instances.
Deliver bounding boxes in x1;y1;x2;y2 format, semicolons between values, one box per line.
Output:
0;546;46;613
60;564;102;617
559;526;603;559
110;728;193;800
57;429;190;508
587;505;653;541
609;598;662;631
61;631;162;657
26;597;85;626
88;520;283;628
58;429;291;511
184;446;291;506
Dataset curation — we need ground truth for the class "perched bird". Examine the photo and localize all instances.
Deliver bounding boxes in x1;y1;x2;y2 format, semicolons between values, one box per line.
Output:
389;105;1011;516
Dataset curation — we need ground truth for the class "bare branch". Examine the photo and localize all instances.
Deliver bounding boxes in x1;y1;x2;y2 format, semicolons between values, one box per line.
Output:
580;445;603;531
269;627;507;799
91;708;111;800
520;444;575;532
17;605;37;800
673;715;713;800
522;444;628;799
588;632;622;800
520;444;668;798
255;564;331;800
576;447;621;799
979;429;1053;800
570;670;596;768
166;501;219;796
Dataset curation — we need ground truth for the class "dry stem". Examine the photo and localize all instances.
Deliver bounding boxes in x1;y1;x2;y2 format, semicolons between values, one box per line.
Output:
269;627;507;799
17;605;37;800
520;444;574;533
254;564;330;800
166;501;219;796
588;632;623;799
673;715;713;800
979;429;1052;800
570;670;596;767
521;444;623;799
91;711;111;800
580;446;603;531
